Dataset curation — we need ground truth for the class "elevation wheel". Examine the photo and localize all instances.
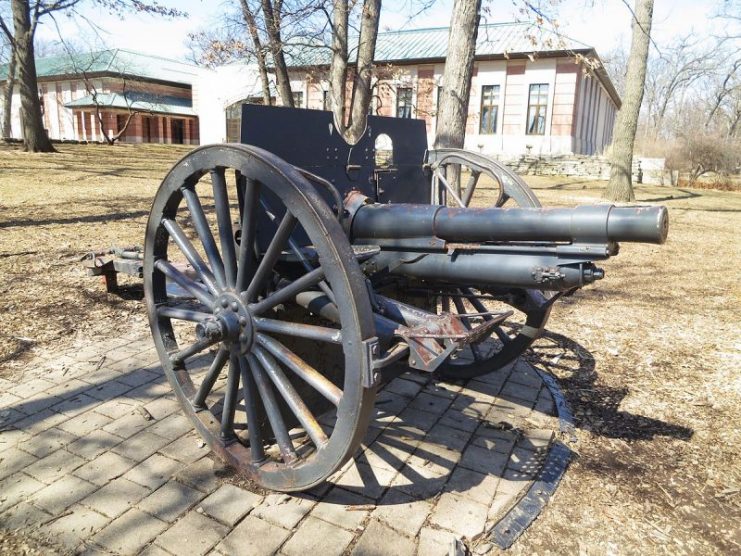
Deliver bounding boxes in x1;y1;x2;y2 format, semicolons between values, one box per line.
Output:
427;149;554;380
144;144;376;491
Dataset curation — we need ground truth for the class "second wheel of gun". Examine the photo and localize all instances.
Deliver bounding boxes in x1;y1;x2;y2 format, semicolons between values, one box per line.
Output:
427;149;554;379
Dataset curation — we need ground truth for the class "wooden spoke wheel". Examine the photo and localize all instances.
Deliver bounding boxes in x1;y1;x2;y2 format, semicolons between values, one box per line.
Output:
144;144;376;492
427;149;554;380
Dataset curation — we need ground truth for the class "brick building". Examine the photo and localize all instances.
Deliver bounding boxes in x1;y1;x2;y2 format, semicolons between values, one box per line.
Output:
0;49;200;144
279;23;620;156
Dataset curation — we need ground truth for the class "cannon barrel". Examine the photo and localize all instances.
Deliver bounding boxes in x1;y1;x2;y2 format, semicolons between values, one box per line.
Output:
350;203;669;245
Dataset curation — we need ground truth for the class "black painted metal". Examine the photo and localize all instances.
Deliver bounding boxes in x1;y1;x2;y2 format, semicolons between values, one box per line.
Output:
240;104;430;204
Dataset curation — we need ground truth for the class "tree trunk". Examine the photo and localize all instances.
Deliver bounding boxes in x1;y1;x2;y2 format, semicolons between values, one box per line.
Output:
2;46;17;139
11;0;55;152
434;0;481;197
345;0;381;143
261;0;293;107
240;0;272;105
329;0;348;129
605;0;653;202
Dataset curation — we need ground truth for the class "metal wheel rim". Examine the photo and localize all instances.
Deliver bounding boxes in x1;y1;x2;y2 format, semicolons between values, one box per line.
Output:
427;148;554;379
144;144;376;491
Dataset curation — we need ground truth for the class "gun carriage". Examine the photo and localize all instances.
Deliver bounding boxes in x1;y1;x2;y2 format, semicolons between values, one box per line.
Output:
144;105;668;492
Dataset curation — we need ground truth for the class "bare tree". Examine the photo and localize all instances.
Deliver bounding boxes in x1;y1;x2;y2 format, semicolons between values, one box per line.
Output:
643;35;712;138
606;0;654;202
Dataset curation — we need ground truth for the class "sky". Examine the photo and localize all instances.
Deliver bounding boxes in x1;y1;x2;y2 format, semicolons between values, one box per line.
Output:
34;0;727;62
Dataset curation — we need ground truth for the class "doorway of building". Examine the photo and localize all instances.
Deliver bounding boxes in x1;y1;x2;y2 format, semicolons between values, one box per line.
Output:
171;119;184;144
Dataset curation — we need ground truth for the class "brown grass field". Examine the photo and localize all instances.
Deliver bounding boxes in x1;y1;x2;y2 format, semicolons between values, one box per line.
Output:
0;143;739;554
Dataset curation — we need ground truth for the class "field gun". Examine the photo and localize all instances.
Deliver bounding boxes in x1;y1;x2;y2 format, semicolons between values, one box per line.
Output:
143;105;667;491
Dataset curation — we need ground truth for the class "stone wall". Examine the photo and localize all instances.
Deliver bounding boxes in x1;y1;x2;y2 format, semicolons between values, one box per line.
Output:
500;154;671;185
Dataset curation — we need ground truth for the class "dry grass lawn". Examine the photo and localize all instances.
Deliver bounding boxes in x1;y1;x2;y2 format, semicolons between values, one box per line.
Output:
0;143;739;554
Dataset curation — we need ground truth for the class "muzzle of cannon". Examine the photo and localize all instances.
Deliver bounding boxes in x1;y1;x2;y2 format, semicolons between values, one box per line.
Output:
142;105;670;492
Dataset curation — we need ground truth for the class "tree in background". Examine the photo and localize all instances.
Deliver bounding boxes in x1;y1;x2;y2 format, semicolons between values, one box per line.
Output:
605;0;654;202
0;23;16;139
0;0;183;152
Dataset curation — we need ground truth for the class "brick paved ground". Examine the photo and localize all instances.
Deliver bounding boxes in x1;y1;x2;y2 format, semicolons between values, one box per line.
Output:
0;333;560;555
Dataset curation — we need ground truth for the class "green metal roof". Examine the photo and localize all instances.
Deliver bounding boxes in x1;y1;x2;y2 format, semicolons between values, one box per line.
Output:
284;22;592;66
0;49;199;85
65;92;195;116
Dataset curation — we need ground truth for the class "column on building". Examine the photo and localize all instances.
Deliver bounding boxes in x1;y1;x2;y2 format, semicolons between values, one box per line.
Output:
157;116;165;144
550;61;580;153
163;117;171;144
416;66;435;133
184;119;191;145
502;62;526;136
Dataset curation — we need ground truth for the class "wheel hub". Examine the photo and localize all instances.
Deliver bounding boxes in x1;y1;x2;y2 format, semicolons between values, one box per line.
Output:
209;292;254;354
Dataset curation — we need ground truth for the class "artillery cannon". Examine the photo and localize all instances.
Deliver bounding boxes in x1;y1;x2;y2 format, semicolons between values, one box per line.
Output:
144;105;667;492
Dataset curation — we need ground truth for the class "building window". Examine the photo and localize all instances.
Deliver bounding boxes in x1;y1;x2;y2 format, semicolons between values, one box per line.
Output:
396;87;413;118
479;85;500;134
526;83;549;135
293;91;303;108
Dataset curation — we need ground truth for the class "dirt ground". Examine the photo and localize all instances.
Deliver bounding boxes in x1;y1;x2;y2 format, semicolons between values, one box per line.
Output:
0;143;739;554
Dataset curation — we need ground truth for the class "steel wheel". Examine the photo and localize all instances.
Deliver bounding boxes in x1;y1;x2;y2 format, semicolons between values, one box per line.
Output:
427;149;554;380
144;144;376;491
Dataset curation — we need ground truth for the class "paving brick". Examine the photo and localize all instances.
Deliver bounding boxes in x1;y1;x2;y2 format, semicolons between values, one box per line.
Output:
199;484;262;526
0;472;46;513
458;444;510;476
0;427;31;448
423;381;460;399
408;392;452;415
94;399;137;420
137;480;205;522
0;500;51;530
424;422;473;452
9;377;56;399
0;391;24;410
147;413;192;440
116;366;159;386
389;465;448;500
508;365;544;388
18;427;77;458
334;461;397;501
217;515;291;556
155;510;229;556
281;516;354;556
437;407;480;433
82;477;151;519
0;446;39;481
488;492;514;522
500;381;541;404
112;431;172;462
50;393;100;417
25;449;85;484
84;379;134;401
310;487;372;531
444;466;499;506
57;410;113;437
91;508;168;555
103;411;153;439
142;396;180;420
0;408;25;429
252;493;313;530
430;492;488;539
124;453;183;490
174;457;219;493
396;406;440;430
67;429;122;460
471;434;516;454
13;408;68;436
417;527;457;556
160;432;210;464
371;489;432;537
74;451;137;485
352;518;416;556
384;377;424;399
31;475;99;514
139;544;174;556
41;503;110;550
43;378;89;400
